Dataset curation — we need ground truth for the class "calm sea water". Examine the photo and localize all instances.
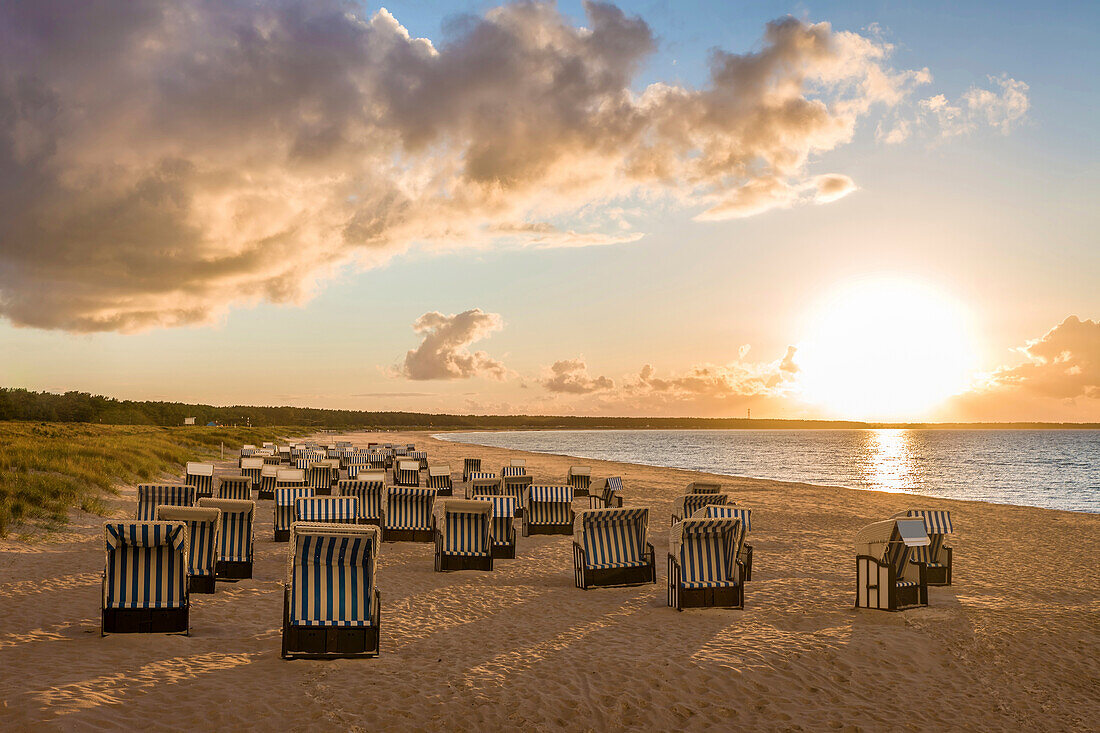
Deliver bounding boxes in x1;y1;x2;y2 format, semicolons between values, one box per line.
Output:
436;429;1100;513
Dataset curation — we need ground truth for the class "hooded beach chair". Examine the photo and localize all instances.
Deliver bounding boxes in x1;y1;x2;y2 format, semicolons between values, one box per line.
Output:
276;468;307;491
156;505;220;594
382;486;437;542
501;464;526;478
667;515;743;610
589;477;624;509
393;459;421;487
467;473;501;499
185;462;215;499
102;521;189;634
566;466;592;496
345;455;368;478
241;445;257;458
241;456;265;489
393;446;408;457
296;450;326;471
894;509;955;586
502;474;532;518
295;496;361;526
282;523;380;659
368;452;390;471
197;498;256;580
522;485;575;536
274;487;316;542
463;458;482;482
434;499;494;572
573;508;656;589
278;446;291;464
426;464;454;496
671;493;730;525
337;478;385;526
259;464;280;499
218;475;253;501
685;481;723;494
855;518;930;611
696;505;754;581
136;484;196;520
473;495;517;559
306;461;338;495
408;450;428;469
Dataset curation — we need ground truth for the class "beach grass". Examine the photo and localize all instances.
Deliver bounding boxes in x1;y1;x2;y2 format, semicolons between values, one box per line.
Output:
0;422;301;535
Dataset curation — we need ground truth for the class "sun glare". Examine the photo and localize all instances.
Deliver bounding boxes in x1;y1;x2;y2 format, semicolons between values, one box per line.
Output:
796;278;977;421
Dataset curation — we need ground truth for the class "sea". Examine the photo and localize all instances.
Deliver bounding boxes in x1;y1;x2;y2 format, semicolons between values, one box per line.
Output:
435;429;1100;513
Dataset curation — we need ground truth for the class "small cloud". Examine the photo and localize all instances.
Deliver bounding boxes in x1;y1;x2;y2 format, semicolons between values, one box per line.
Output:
401;308;508;381
541;358;615;394
811;174;857;204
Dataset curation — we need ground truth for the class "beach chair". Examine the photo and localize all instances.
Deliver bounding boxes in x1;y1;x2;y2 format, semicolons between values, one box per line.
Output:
406;443;416;451
502;474;532;518
855;518;930;611
685;481;723;494
241;457;264;488
274;487;316;542
337;478;385;526
393;446;408;457
263;442;276;451
566;466;592;497
276;468;307;492
473;495;518;559
573;508;656;589
282;523;381;659
197;498;256;580
408;450;428;470
463;458;482;482
156;505;220;594
894;509;955;586
258;464;280;499
136;484;196;520
671;493;730;525
501;465;526;478
523;485;575;536
102;521;189;634
278;446;291;464
426;464;454;496
382;486;437;542
667;515;743;610
393;459;421;487
295;496;361;526
185;462;215;499
217;475;253;501
296;451;326;471
589;477;624;509
434;500;494;572
345;456;368;479
263;454;282;466
466;473;501;499
240;445;257;459
306;461;338;495
368;452;390;471
696;506;754;581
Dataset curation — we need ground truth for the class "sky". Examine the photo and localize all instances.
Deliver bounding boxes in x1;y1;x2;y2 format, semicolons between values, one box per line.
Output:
0;0;1097;422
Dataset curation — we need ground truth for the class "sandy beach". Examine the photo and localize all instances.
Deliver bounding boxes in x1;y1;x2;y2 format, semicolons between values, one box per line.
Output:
2;430;1098;731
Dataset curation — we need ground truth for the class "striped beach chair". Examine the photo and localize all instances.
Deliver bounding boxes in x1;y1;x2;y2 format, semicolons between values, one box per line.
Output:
263;442;276;451
434;499;494;572
263;454;282;466
393;459;420;487
136;484;196;521
502;474;532;518
589;477;624;509
408;450;428;470
295;496;361;526
501;465;526;478
685;481;723;494
426;464;454;496
102;521;189;634
473;495;517;559
382;487;436;542
282;523;381;659
277;446;291;464
855;518;930;611
337;478;385;526
274;487;316;542
697;506;754;581
156;505;220;594
240;445;257;459
258;464;280;499
671;493;730;525
185;462;215;499
367;452;390;471
306;461;338;495
218;475;253;501
197;498;256;580
894;509;955;586
523;485;574;536
393;446;408;457
566;466;592;497
463;458;482;482
240;457;265;488
345;455;368;478
668;515;743;610
276;468;307;491
295;451;326;471
466;473;500;499
572;507;655;589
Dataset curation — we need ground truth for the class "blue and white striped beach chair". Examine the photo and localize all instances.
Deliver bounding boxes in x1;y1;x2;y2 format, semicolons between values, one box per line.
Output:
895;509;955;585
102;521;189;634
241;444;257;456
197;498;256;580
240;457;265;489
589;477;624;509
258;464;280;499
566;466;592;496
274;487;316;542
382;486;437;542
855;518;930;611
136;484;196;521
393;460;420;487
425;464;454;495
408;450;428;469
523;485;574;536
697;505;754;581
501;474;532;518
501;465;526;478
573;507;655;589
276;468;307;491
667;515;743;610
306;461;338;495
463;458;482;482
367;452;389;471
467;472;501;499
671;493;730;525
434;499;494;571
295;496;361;525
217;475;253;501
473;495;517;559
393;446;408;457
345;456;368;478
282;523;381;659
156;505;220;594
337;478;385;526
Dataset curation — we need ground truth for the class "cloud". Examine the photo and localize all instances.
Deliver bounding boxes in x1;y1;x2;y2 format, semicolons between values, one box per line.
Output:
542;358;615;393
984;316;1100;399
0;2;944;331
880;75;1030;143
401;309;507;381
626;346;800;399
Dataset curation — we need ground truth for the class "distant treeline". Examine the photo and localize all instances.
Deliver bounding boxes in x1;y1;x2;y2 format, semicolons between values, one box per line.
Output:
0;388;1096;430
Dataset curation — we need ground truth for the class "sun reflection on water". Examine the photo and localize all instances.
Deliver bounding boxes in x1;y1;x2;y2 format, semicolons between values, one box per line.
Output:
862;429;914;493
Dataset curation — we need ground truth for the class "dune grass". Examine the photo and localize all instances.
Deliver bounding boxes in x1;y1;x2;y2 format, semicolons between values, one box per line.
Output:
0;422;303;536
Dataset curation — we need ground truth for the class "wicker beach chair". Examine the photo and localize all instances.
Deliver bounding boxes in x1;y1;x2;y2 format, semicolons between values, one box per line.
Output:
573;508;656;589
667;515;743;610
696;505;754;581
295;450;326;471
433;499;494;572
240;457;264;489
855;518;930;611
463;458;482;482
473;495;518;559
241;444;257;457
282;523;381;659
393;446;408;457
523;485;574;536
197;498;256;580
185;462;215;499
894;509;955;586
566;466;592;497
258;464;280;499
393;459;421;488
276;468;307;492
685;481;723;494
425;464;454;496
588;477;624;509
501;464;526;478
502;474;532;518
217;475;253;501
277;446;291;464
306;461;338;495
274;487;316;542
671;493;730;525
467;473;501;499
368;451;390;471
408;450;428;470
136;484;195;520
156;505;220;594
344;455;367;478
295;496;361;526
382;486;436;542
102;521;189;634
336;478;385;526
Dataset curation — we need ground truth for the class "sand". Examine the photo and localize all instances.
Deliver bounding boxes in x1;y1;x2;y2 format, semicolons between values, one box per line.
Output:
2;430;1098;731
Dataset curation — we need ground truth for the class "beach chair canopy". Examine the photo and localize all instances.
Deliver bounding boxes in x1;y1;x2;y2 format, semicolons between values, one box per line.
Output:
197;498;255;562
568;465;591;477
384;486;436;530
136;484;195;520
669;516;740;588
900;509;954;535
186;462;214;477
434;499;493;557
525;485;574;525
261;464;280;478
398;460;420;473
854;518;929;561
469;472;496;481
574;508;649;569
336;479;384;521
473;495;517;547
295;496;360;524
240;457;264;471
277;468;306;484
674;493;729;519
501;465;526;477
218;476;252;500
696;505;752;532
357;469;387;483
428;464;452;478
685;481;723;494
287;523;379;627
156;506;220;580
103;521;188;609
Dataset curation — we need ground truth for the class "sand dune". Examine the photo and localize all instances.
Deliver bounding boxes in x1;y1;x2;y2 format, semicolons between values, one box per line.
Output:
2;430;1098;731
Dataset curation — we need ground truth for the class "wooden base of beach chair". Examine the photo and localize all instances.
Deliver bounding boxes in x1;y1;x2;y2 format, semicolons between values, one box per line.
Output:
357;518;383;528
216;560;253;580
856;556;928;611
491;542;516;559
102;606;189;635
435;552;493;572
435;488;453;497
667;556;744;610
382;528;434;543
742;544;753;582
274;529;290;542
281;589;380;659
575;544;656;589
924;547;952;586
522;518;574;536
258;489;274;500
189;575;216;594
314;487;332;496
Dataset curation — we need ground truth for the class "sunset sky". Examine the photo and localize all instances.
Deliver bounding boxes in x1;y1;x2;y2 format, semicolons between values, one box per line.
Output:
1;0;1097;422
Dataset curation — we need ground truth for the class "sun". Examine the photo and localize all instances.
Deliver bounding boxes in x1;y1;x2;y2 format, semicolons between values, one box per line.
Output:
795;277;977;421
